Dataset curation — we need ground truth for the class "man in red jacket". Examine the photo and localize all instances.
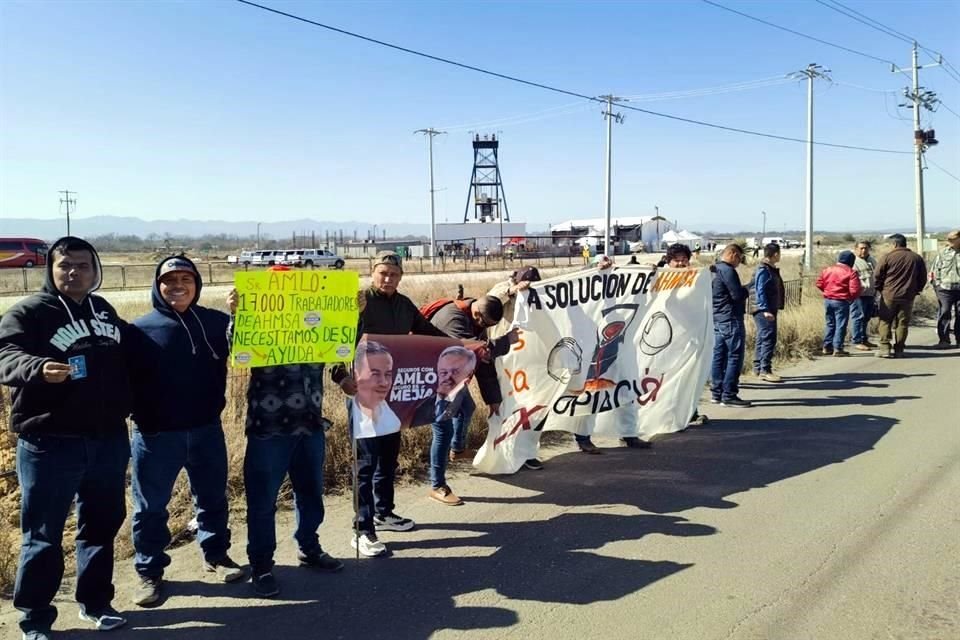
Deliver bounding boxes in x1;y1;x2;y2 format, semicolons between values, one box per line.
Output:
815;250;862;356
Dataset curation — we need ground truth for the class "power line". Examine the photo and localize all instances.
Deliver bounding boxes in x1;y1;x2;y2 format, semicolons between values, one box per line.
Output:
442;75;796;133
832;80;899;93
928;159;960;184
812;0;960;86
699;0;896;65
235;0;910;155
936;99;960;120
812;0;913;44
621;75;794;101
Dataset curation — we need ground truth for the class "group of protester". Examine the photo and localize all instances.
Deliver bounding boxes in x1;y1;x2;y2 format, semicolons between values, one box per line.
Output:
1;231;957;640
708;230;959;411
813;232;959;358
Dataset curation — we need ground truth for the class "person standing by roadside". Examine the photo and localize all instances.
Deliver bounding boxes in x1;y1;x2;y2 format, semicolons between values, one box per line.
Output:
851;241;878;350
658;245;710;425
488;267;545;470
874;234;928;358
126;256;244;607
711;244;751;408
0;237;131;639
428;296;514;505
816;251;862;357
227;266;344;599
750;243;786;382
333;251;449;557
930;230;960;348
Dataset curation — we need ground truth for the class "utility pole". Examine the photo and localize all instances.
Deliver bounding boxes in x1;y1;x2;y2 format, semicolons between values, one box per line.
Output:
600;95;625;258
59;190;76;236
894;43;940;254
761;210;767;237
256;223;262;249
415;128;446;263
792;64;830;269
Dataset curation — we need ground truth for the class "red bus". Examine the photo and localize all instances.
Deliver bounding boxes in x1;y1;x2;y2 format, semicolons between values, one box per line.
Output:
0;237;49;268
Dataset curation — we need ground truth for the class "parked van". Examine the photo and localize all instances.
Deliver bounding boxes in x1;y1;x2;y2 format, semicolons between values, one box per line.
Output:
0;237;48;268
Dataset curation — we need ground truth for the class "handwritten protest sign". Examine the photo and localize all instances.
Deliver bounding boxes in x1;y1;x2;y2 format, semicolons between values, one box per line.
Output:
231;270;360;367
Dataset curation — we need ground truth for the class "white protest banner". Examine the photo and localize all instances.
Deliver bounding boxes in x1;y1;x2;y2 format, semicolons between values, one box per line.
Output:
473;265;714;475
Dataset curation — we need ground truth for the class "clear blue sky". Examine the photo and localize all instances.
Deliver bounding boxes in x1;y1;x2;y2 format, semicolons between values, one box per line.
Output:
1;0;958;233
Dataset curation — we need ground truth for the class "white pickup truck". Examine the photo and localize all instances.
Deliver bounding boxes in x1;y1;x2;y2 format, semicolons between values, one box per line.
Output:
284;249;345;268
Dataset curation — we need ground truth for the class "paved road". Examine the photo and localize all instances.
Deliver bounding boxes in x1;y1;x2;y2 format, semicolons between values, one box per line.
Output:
2;324;957;640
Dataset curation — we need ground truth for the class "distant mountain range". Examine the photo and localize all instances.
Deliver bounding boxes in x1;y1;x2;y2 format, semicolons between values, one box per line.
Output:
0;215;951;241
1;216;439;240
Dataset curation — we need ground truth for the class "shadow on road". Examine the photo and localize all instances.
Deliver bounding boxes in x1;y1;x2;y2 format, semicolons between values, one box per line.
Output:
741;371;933;392
52;414;895;640
750;394;921;407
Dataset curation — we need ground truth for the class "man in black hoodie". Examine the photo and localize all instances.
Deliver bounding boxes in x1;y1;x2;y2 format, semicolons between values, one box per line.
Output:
0;237;130;639
126;256;244;607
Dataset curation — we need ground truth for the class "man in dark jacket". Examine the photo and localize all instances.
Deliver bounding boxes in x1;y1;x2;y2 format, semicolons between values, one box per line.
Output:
750;243;786;382
0;237;130;637
711;244;751;408
227;266;344;598
874;234;928;358
427;296;514;505
333;251;449;558
126;256;244;607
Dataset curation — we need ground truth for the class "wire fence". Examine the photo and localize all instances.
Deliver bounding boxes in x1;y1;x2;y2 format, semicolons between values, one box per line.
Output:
0;254;597;295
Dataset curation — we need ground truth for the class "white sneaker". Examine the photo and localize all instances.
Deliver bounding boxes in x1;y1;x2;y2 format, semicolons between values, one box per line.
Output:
350;533;387;557
78;606;127;631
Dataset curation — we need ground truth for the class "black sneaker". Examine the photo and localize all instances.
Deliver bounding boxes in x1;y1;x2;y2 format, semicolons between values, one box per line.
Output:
621;437;652;449
709;396;722;404
22;631;52;640
203;554;246;583
298;548;344;572
374;512;415;532
522;458;544;471
78;605;126;631
252;571;279;598
721;396;752;408
131;575;162;606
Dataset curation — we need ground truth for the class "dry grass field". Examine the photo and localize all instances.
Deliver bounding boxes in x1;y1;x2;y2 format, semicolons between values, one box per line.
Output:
0;254;939;596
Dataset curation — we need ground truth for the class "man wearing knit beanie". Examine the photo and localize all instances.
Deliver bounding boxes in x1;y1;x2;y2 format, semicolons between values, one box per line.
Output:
815;250;863;356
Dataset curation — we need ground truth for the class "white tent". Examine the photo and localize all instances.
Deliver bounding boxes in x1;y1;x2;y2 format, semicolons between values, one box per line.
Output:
661;230;705;249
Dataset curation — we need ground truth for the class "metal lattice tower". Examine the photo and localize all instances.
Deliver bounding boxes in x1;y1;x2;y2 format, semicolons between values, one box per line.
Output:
463;133;509;222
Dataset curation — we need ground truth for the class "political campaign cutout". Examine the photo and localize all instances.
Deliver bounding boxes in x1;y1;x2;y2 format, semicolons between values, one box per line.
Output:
347;334;480;438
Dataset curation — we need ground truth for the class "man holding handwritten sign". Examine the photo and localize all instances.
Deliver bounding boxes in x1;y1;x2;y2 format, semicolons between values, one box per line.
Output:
227;265;359;597
231;268;359;367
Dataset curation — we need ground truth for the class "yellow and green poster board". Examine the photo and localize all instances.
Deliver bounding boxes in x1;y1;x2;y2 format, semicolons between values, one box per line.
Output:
231;270;360;367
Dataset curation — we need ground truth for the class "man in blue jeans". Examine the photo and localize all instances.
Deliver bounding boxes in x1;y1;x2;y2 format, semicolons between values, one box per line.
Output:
816;251;862;357
126;256;244;607
851;241;878;350
751;243;786;382
429;345;479;506
427;296;511;504
0;237;131;639
227;271;344;598
711;244;752;408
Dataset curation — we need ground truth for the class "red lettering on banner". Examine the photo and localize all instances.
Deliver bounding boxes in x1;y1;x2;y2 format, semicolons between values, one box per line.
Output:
494;404;547;447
